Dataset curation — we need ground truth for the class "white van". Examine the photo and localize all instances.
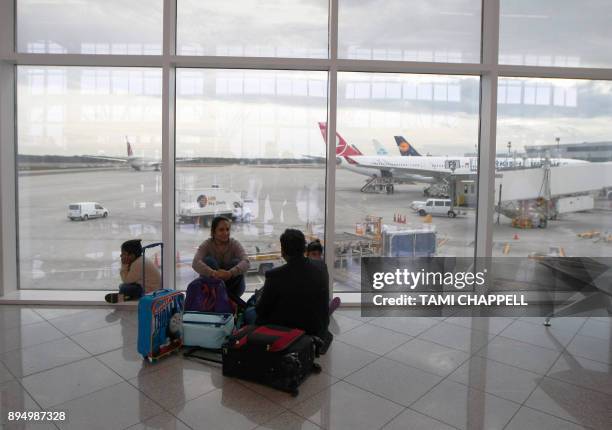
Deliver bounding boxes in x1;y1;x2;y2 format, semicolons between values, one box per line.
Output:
413;198;462;218
68;202;109;221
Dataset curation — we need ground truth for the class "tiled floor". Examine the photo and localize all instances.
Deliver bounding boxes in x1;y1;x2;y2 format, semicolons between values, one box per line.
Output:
0;305;611;430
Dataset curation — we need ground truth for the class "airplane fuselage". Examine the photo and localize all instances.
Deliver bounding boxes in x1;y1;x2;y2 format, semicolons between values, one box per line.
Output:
339;155;588;181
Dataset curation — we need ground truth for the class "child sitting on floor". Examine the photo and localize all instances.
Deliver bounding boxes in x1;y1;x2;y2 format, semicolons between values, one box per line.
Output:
105;239;161;303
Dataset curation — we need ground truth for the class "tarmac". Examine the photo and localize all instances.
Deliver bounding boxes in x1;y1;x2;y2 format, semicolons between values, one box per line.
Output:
17;165;612;291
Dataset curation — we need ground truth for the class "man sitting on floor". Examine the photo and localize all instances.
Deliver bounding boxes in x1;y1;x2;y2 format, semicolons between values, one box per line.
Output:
253;229;331;347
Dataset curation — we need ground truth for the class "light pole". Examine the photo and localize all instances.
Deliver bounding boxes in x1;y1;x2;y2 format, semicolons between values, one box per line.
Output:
507;141;512;160
555;137;560;158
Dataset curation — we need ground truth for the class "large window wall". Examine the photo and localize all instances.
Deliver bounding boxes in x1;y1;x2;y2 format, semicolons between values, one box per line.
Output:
2;0;612;295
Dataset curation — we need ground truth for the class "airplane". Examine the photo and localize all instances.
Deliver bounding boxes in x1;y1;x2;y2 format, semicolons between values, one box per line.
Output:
86;138;192;171
318;125;589;186
342;152;589;184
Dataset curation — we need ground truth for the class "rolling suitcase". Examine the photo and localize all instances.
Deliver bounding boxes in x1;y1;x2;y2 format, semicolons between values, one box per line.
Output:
182;311;234;349
137;242;185;362
222;325;322;396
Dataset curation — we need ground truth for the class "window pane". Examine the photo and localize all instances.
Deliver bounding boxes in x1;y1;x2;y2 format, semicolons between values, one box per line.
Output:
177;0;328;58
175;69;327;293
496;77;612;257
334;73;480;293
500;1;612;68
17;0;162;54
339;0;481;62
17;66;162;290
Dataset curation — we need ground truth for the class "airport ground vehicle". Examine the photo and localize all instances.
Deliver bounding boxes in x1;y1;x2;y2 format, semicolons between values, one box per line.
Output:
176;187;252;226
381;227;437;257
412;198;462;218
247;253;284;275
67;202;108;221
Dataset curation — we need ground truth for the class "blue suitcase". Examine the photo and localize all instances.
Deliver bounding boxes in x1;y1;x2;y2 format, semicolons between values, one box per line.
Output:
183;311;234;349
137;243;185;362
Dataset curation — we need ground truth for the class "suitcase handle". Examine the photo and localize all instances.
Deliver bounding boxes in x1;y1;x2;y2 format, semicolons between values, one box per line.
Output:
142;242;164;291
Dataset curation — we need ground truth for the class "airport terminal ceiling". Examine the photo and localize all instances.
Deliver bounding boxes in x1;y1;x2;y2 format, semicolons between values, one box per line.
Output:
2;1;612;295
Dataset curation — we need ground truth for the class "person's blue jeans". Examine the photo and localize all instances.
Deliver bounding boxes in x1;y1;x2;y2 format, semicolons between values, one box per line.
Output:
204;256;246;297
118;283;144;299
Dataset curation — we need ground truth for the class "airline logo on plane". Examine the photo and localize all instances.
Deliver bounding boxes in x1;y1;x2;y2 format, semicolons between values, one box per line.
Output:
399;141;410;155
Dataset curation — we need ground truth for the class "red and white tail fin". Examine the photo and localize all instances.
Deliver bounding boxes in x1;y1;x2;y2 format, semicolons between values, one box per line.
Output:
318;122;363;156
126;137;133;157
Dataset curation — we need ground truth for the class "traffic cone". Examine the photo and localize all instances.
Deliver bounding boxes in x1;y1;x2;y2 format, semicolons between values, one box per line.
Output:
513;233;519;240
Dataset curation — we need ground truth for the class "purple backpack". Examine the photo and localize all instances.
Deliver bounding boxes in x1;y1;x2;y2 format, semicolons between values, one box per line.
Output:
184;276;236;314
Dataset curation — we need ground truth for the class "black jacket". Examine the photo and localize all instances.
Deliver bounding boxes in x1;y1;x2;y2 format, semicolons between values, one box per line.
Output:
255;256;329;338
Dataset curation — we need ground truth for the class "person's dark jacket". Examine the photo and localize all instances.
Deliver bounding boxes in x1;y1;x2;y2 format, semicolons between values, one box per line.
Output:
255;256;329;338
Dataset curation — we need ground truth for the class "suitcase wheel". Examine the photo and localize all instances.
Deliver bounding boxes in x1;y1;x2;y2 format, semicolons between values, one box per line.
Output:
312;363;322;374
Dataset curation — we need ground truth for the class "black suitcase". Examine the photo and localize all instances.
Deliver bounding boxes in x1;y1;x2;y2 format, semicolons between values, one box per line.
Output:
222;325;322;396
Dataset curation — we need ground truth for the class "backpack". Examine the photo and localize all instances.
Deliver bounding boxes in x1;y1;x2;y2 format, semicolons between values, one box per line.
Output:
184;276;236;314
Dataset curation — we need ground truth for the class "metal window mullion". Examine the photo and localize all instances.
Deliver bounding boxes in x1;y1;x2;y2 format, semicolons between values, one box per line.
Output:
324;0;338;299
161;0;177;289
3;53;612;81
475;0;500;258
0;0;17;296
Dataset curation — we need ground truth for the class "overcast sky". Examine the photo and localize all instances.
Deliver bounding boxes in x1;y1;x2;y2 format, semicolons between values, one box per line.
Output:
14;0;612;157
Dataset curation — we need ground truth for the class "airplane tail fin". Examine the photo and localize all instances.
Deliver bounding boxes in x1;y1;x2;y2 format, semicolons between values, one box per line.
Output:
372;139;388;155
318;122;363;156
126;137;133;157
394;136;421;156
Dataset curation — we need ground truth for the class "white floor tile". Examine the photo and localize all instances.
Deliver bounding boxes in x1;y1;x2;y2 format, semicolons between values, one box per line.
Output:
21;357;123;408
328;314;365;336
565;334;612;365
448;356;541;404
97;345;181;380
505;407;589;430
385;338;470;377
417;322;494;353
0;380;41;425
368;316;440;337
1;337;90;378
70;321;138;355
547;352;612;395
578;318;612;340
345;357;442;407
316;341;380;379
444;317;514;335
0;360;14;384
255;411;322;430
237;370;338;409
46;309;120;336
0;307;44;330
53;382;162;430
171;382;284;430
498;320;576;352
127;412;193;430
130;359;226;409
382;409;457;430
525;376;612;430
476;336;562;375
411;380;520;430
291;381;404;430
0;321;66;354
337;324;412;355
